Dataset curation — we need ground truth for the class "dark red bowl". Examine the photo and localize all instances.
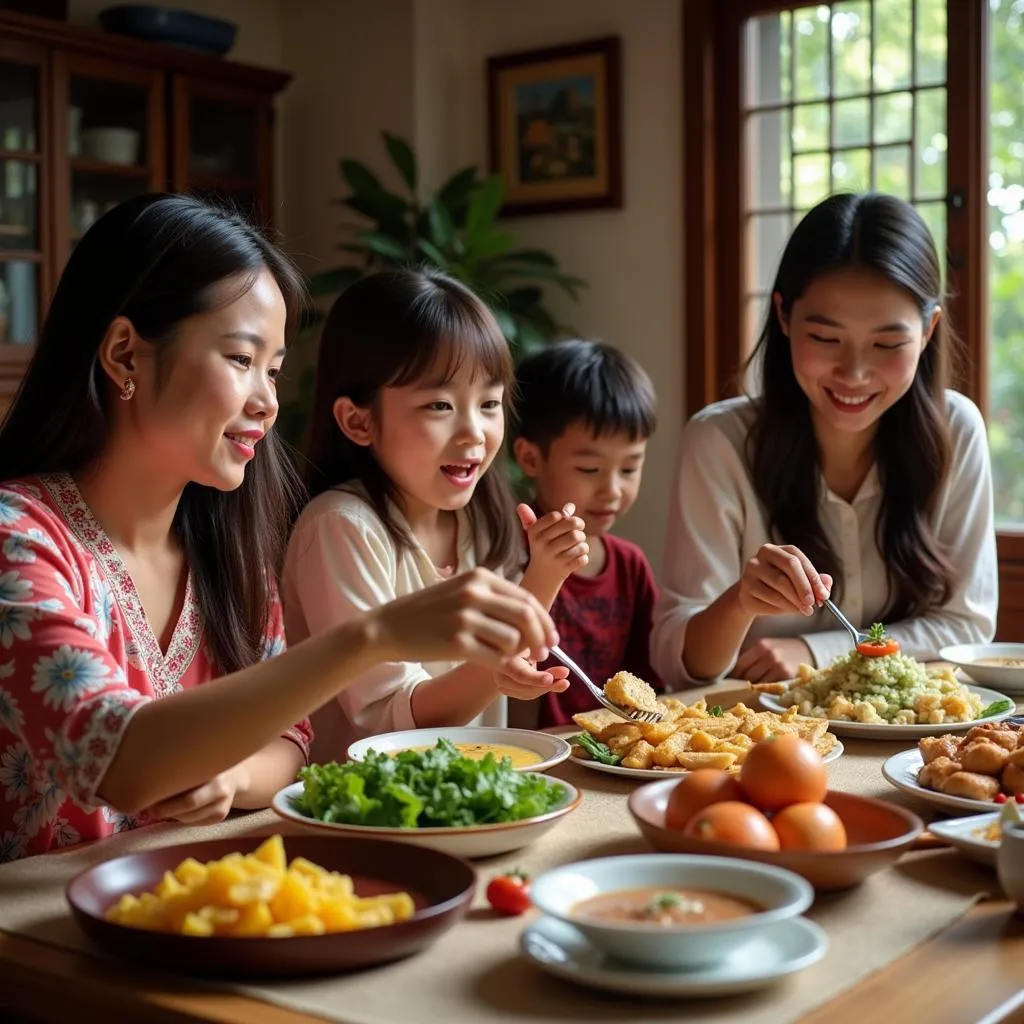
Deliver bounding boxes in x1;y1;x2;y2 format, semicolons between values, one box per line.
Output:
629;781;924;891
66;835;475;977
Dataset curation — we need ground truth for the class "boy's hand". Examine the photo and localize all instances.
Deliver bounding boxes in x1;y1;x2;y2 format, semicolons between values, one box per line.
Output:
517;502;589;608
494;656;571;699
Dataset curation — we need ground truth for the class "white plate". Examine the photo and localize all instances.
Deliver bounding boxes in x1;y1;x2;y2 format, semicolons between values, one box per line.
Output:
346;726;571;774
760;683;1015;739
568;739;844;781
270;777;580;859
519;915;828;998
881;748;1002;814
928;812;1001;866
939;644;1024;693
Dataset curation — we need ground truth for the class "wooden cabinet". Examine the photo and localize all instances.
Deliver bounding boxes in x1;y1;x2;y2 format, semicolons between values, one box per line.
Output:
0;10;290;414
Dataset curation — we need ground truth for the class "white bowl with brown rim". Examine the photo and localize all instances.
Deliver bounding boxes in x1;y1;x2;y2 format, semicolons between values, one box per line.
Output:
529;853;813;970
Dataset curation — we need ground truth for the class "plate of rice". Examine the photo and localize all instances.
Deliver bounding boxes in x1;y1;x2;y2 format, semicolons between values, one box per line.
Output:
758;650;1016;739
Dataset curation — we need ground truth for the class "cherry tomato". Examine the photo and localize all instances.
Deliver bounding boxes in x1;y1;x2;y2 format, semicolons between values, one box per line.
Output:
683;801;780;850
664;769;742;831
995;793;1008;804
486;871;531;915
772;801;848;851
739;733;828;812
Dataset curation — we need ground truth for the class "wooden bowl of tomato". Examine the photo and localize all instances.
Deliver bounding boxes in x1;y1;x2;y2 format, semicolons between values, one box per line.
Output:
627;736;924;891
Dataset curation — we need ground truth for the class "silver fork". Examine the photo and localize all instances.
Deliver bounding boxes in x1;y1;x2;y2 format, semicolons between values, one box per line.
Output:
822;598;868;647
547;645;663;724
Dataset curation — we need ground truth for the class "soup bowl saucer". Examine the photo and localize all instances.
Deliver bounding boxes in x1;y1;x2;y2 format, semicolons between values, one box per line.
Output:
528;853;813;970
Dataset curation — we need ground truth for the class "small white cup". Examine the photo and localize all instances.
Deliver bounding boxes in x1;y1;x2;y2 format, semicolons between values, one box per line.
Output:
996;821;1024;914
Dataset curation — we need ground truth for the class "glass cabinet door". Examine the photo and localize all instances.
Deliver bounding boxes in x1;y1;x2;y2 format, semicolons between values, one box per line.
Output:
173;78;269;223
54;55;164;259
0;53;44;349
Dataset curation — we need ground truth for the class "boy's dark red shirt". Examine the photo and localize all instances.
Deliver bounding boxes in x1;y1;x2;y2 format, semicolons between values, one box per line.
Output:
536;532;662;728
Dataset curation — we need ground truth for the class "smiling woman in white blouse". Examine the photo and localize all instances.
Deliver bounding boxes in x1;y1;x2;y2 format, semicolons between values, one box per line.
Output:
652;192;997;687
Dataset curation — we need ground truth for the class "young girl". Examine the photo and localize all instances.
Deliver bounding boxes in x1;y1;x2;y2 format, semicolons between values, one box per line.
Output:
652;192;997;686
283;267;587;758
0;195;560;862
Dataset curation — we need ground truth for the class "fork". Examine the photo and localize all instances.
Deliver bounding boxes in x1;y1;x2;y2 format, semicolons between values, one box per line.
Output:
822;598;868;648
547;645;663;724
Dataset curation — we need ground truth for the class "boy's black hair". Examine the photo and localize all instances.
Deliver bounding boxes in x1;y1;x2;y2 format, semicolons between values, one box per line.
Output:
513;338;657;451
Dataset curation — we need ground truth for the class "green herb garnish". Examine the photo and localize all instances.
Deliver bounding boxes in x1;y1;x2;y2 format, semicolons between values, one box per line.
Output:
708;704;724;717
294;739;564;828
865;622;888;645
572;732;622;765
651;892;683;910
980;698;1014;719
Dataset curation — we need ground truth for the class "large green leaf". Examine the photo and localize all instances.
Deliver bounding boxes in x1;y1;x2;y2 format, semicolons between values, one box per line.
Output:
495;265;588;300
343;192;409;233
491;249;558;266
465;176;505;243
505;286;544;311
340;159;385;196
415;237;450;269
437;166;480;218
357;231;411;261
383;132;417;194
514;317;549;354
490;306;518;342
307;266;363;298
425;197;456;248
465;228;514;263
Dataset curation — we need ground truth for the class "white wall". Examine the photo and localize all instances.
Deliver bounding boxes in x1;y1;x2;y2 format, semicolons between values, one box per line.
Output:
455;0;685;568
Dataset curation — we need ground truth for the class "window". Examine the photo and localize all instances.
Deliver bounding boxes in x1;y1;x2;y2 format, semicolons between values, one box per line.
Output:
683;0;1024;638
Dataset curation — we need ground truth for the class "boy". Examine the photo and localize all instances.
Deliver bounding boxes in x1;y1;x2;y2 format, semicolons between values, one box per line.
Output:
511;338;662;728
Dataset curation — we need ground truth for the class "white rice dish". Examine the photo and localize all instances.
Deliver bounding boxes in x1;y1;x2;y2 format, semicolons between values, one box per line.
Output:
780;651;983;725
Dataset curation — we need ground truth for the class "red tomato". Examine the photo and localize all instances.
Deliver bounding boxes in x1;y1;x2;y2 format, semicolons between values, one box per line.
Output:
739;734;828;812
683;801;780;850
772;802;848;851
664;769;742;831
485;871;531;915
856;638;900;657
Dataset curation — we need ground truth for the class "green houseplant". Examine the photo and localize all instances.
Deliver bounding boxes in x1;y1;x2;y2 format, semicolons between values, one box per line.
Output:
278;132;588;447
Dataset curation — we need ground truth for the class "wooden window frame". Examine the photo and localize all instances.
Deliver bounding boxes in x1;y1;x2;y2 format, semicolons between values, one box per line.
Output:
682;0;1024;638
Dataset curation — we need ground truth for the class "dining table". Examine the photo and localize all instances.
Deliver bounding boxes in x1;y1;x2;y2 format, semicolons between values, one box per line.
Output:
2;679;1024;1024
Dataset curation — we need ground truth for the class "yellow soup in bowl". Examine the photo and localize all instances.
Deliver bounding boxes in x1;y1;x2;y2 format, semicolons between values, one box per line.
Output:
402;743;542;769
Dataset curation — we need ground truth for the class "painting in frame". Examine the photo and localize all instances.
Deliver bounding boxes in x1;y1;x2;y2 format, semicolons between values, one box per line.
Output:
487;35;622;217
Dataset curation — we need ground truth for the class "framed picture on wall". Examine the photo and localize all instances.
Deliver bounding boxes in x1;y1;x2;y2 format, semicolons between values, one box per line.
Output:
487;35;622;217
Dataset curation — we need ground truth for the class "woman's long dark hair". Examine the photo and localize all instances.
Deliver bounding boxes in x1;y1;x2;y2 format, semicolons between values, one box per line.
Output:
303;266;517;570
0;193;306;674
746;191;956;620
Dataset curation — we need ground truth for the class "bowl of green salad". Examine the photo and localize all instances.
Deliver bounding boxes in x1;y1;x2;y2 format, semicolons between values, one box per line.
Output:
272;739;582;858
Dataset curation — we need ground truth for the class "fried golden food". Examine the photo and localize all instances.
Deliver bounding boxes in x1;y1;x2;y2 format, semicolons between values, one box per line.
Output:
604;671;661;713
572;695;837;773
916;724;1024;803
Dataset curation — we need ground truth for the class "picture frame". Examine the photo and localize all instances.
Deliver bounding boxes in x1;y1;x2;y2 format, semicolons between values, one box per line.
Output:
487;35;622;217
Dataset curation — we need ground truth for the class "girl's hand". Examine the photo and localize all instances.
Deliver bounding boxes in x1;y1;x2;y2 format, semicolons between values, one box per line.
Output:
494;658;571;700
370;567;559;669
517;503;589;604
737;544;832;618
733;637;813;683
146;765;249;825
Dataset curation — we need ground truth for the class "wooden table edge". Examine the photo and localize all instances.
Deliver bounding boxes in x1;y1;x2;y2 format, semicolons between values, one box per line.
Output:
3;896;1024;1024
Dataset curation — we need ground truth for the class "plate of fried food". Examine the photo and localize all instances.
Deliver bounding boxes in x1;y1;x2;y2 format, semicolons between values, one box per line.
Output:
759;644;1015;739
882;720;1024;813
569;693;842;781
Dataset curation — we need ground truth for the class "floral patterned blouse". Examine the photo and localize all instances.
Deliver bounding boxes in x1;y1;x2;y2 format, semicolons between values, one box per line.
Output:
0;473;312;862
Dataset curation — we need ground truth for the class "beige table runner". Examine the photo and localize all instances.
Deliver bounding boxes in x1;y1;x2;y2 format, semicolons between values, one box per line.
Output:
0;732;997;1024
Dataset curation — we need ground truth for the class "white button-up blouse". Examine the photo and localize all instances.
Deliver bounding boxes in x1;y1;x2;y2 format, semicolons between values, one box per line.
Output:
651;390;998;688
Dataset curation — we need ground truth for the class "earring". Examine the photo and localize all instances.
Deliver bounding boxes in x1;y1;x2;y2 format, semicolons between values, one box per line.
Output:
119;377;136;401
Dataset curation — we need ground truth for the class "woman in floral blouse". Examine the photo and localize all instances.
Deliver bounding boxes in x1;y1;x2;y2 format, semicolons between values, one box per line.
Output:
0;194;559;862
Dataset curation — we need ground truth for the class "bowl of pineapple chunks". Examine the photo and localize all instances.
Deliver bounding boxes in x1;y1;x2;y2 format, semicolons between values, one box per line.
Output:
66;833;475;976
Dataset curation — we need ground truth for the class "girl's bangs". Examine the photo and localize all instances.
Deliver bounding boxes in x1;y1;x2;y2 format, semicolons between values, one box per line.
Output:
388;300;513;390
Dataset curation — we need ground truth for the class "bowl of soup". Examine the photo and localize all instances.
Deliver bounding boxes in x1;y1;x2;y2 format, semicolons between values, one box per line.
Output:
939;643;1024;692
346;727;572;774
529;853;813;969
